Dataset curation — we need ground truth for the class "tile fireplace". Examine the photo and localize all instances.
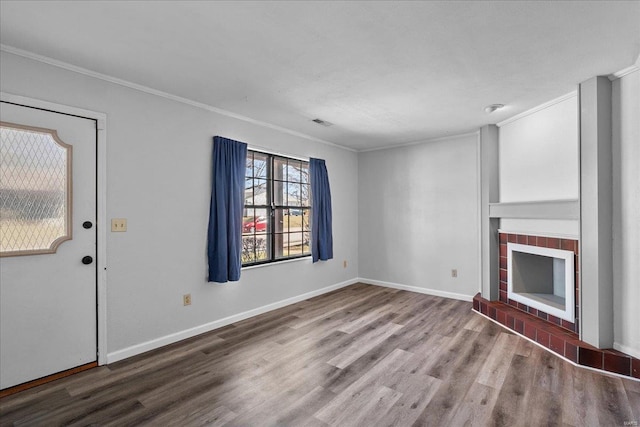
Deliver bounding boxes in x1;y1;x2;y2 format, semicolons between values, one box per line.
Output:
499;232;579;333
507;242;575;323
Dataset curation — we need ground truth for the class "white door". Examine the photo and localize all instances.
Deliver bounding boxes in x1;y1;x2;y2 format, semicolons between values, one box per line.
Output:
0;102;97;390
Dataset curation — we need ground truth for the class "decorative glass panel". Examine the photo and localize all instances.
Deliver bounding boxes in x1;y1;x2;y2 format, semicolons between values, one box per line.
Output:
0;122;72;256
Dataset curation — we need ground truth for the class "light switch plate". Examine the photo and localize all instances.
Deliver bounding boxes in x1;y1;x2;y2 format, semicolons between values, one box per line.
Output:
111;218;127;232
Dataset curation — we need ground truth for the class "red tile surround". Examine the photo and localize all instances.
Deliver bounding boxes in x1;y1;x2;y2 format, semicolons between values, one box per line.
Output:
499;232;579;334
473;294;640;379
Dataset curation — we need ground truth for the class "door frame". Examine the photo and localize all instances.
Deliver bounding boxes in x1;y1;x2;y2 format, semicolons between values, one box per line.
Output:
1;91;108;366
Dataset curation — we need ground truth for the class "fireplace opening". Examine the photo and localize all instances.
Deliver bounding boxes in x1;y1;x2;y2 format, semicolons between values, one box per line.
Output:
507;243;575;322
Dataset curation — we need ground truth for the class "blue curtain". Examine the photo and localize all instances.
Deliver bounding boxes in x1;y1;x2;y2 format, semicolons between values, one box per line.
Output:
310;158;333;262
207;136;247;282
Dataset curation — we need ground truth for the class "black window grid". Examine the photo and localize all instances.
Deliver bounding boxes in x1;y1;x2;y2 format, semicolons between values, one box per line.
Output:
243;151;311;266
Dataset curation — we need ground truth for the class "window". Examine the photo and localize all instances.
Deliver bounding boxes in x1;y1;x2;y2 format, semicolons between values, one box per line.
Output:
0;122;72;256
243;150;311;266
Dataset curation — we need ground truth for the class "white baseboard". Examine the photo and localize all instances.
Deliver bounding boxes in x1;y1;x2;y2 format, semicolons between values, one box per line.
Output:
613;341;640;360
106;277;359;364
358;277;474;302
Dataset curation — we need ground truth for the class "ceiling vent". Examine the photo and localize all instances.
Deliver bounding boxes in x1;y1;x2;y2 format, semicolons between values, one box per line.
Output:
311;118;333;127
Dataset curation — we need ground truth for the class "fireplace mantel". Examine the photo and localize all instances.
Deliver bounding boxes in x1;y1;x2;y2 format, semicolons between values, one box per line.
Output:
489;199;579;220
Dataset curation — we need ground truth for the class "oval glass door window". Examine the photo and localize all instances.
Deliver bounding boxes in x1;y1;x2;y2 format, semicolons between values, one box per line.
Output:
0;122;72;256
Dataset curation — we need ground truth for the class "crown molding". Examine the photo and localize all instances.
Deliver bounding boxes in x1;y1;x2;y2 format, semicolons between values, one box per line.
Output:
608;64;640;81
0;44;356;153
358;130;480;153
497;91;578;128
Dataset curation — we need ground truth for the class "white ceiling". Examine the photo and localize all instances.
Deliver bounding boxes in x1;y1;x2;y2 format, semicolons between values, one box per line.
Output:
1;1;639;151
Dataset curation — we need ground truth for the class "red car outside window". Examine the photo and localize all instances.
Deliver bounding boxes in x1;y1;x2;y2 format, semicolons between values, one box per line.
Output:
243;216;267;233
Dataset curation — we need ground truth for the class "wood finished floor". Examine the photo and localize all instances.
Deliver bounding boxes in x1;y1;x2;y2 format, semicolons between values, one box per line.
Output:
1;283;638;426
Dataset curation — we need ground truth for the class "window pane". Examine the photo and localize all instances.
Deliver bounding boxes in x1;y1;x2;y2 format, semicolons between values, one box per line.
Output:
245;151;253;178
242;208;268;233
287;183;302;206
288;233;304;256
241;233;270;264
0;124;71;254
244;178;253;206
274;233;286;258
273;157;286;181
302;231;311;254
242;236;256;264
253;152;267;178
300;165;309;184
254;234;270;261
301;184;310;207
287;160;302;183
288;208;303;231
254;179;268;205
242;208;255;235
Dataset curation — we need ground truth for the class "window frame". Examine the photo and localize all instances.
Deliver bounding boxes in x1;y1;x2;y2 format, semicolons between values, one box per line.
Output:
242;149;311;267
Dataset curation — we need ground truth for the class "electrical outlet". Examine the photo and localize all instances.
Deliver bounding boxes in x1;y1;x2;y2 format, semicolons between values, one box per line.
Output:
183;294;191;306
451;269;458;278
111;218;127;232
343;260;348;268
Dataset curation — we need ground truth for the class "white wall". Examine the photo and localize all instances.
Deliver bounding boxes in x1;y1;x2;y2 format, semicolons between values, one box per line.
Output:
0;51;359;360
498;94;580;237
612;68;640;358
358;134;480;299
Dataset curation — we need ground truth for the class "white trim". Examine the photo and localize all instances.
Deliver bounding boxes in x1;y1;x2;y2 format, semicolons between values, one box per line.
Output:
242;255;311;271
613;342;640;361
497;91;577;128
358;278;474;302
0;91;108;366
608;65;639;81
474;311;639;382
0;44;355;154
489;199;580;220
357;131;480;153
106;277;358;363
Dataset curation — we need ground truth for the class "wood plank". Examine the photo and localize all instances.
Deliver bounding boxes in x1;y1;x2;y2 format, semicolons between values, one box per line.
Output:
316;348;413;420
591;373;636;426
326;321;404;369
476;332;519;389
315;385;402;426
377;373;441;426
268;386;337;427
447;381;500;427
559;363;601;426
413;329;496;426
489;352;539;426
337;303;395;334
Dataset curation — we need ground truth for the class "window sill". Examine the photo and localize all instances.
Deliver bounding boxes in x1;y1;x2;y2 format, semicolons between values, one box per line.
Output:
242;255;311;271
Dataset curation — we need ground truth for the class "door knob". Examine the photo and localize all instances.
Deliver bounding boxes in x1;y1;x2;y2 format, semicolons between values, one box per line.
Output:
83;221;93;229
82;256;93;265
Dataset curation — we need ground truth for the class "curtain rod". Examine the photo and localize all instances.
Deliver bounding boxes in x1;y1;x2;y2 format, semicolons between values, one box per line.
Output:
247;144;310;162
